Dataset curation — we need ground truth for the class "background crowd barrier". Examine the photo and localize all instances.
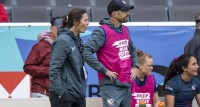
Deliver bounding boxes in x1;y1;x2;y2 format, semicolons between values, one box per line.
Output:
0;97;198;107
0;22;196;98
0;97;103;107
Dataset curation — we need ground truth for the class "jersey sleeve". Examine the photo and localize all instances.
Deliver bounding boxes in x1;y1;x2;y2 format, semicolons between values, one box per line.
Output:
164;79;177;96
195;78;200;94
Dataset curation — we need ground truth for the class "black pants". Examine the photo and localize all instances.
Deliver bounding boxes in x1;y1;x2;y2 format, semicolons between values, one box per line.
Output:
49;91;86;107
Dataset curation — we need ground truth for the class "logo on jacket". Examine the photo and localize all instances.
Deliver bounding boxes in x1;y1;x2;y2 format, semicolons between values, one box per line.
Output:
122;0;126;4
71;46;75;51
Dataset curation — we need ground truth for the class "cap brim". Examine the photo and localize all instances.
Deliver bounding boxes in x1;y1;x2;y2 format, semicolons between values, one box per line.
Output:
121;5;134;11
54;18;62;26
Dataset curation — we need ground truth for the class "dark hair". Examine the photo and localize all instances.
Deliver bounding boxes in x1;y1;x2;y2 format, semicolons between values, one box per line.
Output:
62;8;87;28
163;54;193;91
195;12;200;28
136;49;152;65
50;16;63;26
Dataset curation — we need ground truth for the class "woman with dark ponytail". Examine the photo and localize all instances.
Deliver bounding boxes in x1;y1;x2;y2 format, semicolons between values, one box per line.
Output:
164;54;200;107
49;8;89;107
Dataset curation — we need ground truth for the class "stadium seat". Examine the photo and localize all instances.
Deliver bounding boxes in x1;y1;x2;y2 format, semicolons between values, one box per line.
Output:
169;6;200;21
16;0;51;6
55;0;92;6
4;7;12;22
12;7;50;22
130;6;168;22
171;0;200;6
0;0;13;6
90;7;109;22
132;0;169;6
94;0;131;6
52;6;91;21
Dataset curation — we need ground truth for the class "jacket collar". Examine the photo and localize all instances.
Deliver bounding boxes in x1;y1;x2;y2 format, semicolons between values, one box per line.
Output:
194;29;200;36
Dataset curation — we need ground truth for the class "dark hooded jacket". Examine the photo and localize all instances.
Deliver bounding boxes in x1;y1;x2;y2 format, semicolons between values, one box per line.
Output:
49;27;86;100
184;29;200;74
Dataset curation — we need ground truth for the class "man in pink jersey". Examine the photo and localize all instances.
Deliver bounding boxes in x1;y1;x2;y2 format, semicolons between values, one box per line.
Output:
83;0;139;107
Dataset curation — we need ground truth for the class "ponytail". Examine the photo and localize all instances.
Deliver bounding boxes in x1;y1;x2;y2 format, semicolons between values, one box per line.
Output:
62;15;68;28
136;49;152;65
163;58;180;91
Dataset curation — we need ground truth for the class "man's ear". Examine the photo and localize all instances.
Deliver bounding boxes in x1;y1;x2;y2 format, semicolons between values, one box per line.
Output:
115;11;118;16
113;11;118;17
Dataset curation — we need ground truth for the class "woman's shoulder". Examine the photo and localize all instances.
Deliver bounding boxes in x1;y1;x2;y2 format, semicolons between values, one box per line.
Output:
190;77;200;90
192;76;200;80
191;77;200;83
168;75;179;82
56;34;72;43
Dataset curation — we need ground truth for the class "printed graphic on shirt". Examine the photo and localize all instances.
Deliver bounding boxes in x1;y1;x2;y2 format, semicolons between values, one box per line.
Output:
191;85;197;91
132;92;151;107
165;85;173;91
112;39;130;60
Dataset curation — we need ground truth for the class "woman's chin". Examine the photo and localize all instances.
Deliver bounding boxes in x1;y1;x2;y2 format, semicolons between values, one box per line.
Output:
193;71;198;76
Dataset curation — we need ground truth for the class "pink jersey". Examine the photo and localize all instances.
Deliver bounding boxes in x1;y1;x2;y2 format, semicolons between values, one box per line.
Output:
97;24;132;83
131;75;154;107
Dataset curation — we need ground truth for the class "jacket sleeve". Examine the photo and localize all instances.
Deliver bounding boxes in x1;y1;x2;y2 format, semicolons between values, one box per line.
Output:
83;27;107;74
23;43;49;77
49;38;69;96
129;34;139;68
